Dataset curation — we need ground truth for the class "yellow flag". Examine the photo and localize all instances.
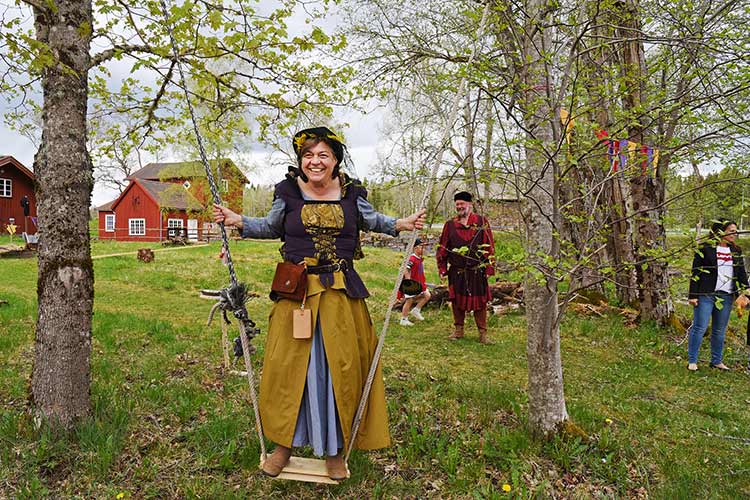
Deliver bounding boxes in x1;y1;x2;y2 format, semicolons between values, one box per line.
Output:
559;109;574;144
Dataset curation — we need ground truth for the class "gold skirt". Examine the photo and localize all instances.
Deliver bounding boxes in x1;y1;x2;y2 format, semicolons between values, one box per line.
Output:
258;270;390;451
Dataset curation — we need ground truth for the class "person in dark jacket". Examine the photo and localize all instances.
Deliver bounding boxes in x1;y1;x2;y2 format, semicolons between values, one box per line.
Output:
687;220;749;371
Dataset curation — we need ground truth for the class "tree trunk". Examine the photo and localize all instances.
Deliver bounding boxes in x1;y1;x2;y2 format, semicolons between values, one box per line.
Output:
607;176;639;305
521;0;568;438
618;0;674;324
31;0;94;429
631;175;674;323
583;0;639;305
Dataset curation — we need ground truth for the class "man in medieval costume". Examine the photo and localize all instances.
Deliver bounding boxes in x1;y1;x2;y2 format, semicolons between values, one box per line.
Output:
436;191;495;344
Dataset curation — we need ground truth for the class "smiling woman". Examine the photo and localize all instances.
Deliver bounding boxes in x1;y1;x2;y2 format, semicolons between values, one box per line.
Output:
212;126;425;481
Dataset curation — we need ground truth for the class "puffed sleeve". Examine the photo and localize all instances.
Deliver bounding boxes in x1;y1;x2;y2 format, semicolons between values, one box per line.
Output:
240;197;285;239
436;222;450;276
357;196;397;236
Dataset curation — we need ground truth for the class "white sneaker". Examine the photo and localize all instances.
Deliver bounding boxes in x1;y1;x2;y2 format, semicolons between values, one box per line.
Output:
399;317;414;326
410;309;425;321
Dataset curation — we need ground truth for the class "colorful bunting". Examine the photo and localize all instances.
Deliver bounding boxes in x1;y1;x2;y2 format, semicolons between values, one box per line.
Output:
598;130;659;178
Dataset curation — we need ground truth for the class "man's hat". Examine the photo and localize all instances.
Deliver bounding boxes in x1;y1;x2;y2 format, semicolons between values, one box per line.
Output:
292;127;345;161
414;238;423;246
453;191;473;202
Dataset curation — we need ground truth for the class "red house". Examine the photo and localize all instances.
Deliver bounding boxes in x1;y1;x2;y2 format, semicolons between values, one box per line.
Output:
97;158;248;242
0;156;37;236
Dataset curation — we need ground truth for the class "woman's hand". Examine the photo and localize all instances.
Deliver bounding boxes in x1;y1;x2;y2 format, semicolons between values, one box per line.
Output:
213;204;243;229
396;208;427;232
688;298;698;307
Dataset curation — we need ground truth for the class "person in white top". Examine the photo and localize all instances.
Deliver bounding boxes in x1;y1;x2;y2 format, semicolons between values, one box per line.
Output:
687;220;749;371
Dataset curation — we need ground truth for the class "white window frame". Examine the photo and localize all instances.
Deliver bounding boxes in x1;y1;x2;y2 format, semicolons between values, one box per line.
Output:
183;180;191;189
167;218;184;228
221;178;229;192
105;214;115;232
0;178;11;197
128;218;145;236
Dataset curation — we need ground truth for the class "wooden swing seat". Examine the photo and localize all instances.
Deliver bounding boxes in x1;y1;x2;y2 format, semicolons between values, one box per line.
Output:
260;455;349;484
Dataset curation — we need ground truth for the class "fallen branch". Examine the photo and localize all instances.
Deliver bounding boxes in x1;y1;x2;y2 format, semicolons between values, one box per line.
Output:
700;429;750;445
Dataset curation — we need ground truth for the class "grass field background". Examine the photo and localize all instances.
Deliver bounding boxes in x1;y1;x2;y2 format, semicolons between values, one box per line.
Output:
2;237;750;498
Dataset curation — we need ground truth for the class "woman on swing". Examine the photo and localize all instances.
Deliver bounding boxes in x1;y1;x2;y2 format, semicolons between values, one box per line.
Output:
213;126;426;480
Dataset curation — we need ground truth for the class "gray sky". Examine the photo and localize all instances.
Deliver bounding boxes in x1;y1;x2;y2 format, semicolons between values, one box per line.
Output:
0;0;386;207
0;106;383;206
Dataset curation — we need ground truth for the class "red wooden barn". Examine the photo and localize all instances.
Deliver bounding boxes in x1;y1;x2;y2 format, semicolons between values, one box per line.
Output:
97;158;247;242
0;155;37;237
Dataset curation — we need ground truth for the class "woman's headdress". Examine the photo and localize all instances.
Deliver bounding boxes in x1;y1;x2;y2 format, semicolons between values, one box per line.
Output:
289;126;351;182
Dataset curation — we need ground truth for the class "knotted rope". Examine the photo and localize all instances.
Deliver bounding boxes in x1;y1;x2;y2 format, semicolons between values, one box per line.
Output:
345;1;492;462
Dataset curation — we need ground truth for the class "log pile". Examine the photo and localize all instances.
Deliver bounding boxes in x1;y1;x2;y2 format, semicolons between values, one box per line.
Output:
393;281;524;314
137;248;155;263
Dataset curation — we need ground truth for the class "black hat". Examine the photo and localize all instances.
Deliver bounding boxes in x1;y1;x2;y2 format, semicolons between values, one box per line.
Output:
454;191;473;202
414;238;423;246
400;279;423;296
293;127;345;162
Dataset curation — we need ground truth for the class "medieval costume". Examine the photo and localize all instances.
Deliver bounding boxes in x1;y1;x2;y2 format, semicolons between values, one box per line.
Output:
436;192;495;343
247;174;392;453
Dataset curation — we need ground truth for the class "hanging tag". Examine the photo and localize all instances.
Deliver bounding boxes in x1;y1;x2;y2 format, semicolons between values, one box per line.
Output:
293;308;312;339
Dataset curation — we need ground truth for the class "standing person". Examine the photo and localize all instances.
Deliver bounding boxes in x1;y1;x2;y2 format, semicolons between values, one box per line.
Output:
399;238;431;326
436;191;495;344
213;126;426;480
687;220;749;371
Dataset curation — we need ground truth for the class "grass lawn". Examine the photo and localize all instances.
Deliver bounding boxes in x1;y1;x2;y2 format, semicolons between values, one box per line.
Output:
1;239;750;498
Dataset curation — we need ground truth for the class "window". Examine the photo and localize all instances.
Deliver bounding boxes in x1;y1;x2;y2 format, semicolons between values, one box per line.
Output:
167;218;184;228
221;179;229;193
183;180;191;189
0;178;11;197
105;214;115;232
128;218;145;236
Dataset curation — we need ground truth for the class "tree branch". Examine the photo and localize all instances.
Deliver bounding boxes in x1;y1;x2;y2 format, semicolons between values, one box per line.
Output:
89;44;164;68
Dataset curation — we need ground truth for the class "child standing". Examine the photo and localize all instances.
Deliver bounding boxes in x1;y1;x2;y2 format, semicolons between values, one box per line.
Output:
399;238;431;326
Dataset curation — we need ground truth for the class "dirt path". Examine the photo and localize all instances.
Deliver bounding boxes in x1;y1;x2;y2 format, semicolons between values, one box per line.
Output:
92;243;210;260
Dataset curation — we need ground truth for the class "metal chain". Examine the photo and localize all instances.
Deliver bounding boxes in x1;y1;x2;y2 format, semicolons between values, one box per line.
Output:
157;0;266;460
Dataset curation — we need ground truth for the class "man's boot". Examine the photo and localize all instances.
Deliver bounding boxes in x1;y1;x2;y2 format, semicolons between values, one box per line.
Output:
478;328;492;345
448;324;464;340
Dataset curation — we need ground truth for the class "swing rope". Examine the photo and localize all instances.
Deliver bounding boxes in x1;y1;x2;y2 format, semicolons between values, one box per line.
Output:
160;0;491;475
345;1;492;463
157;0;266;461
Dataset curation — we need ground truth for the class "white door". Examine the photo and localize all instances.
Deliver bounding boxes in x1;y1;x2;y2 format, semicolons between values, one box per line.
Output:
187;219;198;241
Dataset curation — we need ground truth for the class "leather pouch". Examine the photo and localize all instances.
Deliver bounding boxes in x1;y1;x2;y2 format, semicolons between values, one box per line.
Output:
271;261;307;301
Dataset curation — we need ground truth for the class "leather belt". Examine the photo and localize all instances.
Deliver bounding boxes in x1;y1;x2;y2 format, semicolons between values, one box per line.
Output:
307;261;349;274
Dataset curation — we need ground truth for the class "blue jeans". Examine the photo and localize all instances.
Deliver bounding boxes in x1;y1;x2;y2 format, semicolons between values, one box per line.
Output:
687;292;733;365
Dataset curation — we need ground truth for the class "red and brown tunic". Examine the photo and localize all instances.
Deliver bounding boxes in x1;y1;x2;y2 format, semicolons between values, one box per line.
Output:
436;213;495;311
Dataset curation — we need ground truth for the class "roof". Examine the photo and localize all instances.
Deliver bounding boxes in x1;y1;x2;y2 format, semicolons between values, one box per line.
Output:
0;156;35;181
96;200;116;212
128;158;249;184
139;179;204;210
110;179;204;212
